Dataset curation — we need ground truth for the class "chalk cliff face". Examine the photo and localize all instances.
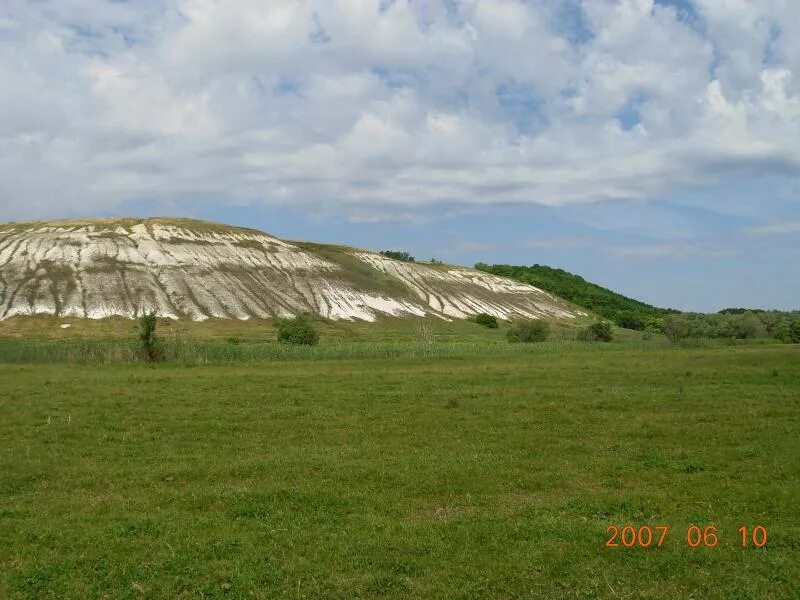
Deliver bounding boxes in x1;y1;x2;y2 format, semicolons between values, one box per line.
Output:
0;218;581;322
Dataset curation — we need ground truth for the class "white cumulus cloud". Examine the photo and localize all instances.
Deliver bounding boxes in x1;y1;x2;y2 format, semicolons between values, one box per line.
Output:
0;0;798;220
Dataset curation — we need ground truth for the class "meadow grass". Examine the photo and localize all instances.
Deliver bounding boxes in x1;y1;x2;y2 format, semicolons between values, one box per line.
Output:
0;313;600;344
1;344;798;598
0;338;675;365
0;313;768;366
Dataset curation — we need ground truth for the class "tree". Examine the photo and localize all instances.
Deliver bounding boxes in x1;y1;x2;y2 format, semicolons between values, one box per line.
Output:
277;315;320;346
139;311;162;362
662;314;689;343
732;312;766;339
474;313;499;328
507;319;550;343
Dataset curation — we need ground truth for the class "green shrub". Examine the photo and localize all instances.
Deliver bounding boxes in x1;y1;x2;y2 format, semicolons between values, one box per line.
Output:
474;313;499;329
507;319;550;343
578;321;613;342
791;320;800;343
277;316;320;346
138;312;162;362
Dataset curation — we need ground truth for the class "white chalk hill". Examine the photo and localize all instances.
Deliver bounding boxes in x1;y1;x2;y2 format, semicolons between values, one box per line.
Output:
0;218;581;322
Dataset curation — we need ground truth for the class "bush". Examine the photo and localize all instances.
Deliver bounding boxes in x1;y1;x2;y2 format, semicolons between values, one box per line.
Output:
791;320;800;344
507;319;550;343
138;312;162;362
474;313;499;329
277;316;320;346
578;321;613;342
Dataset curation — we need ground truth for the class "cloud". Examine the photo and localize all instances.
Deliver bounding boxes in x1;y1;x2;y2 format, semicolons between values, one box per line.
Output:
748;221;800;235
444;240;499;254
521;237;590;250
608;241;737;259
0;0;799;220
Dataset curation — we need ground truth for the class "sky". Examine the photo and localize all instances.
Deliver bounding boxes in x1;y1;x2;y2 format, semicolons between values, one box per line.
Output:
0;0;798;312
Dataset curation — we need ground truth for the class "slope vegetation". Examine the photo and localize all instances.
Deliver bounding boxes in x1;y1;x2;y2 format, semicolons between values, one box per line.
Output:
476;262;674;326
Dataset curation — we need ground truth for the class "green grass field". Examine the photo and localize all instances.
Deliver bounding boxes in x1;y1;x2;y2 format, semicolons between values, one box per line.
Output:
1;343;798;598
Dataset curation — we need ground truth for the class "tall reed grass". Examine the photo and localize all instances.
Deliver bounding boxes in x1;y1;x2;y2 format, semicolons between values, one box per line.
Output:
0;338;677;365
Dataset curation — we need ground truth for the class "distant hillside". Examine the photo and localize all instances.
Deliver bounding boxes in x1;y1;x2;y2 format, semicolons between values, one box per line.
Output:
0;218;582;322
475;263;676;329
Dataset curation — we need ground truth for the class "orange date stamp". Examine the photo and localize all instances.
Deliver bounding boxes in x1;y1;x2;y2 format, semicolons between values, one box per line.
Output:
605;525;767;548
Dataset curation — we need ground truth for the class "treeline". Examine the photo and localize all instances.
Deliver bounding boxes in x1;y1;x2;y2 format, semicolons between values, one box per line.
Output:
476;262;800;342
662;311;800;343
380;250;415;262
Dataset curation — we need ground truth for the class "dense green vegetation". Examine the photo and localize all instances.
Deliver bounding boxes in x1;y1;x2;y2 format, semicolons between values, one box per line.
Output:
1;345;797;598
677;310;800;342
475;263;800;341
475;263;673;325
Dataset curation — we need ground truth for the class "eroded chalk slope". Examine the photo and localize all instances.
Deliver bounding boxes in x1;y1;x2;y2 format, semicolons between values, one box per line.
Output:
0;219;580;321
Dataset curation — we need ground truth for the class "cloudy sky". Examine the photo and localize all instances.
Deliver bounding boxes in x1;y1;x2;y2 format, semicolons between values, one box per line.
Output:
1;0;798;311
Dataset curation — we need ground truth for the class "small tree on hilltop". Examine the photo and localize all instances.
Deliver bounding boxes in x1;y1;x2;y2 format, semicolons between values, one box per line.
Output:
277;315;320;346
379;250;415;262
507;319;550;343
139;311;162;362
